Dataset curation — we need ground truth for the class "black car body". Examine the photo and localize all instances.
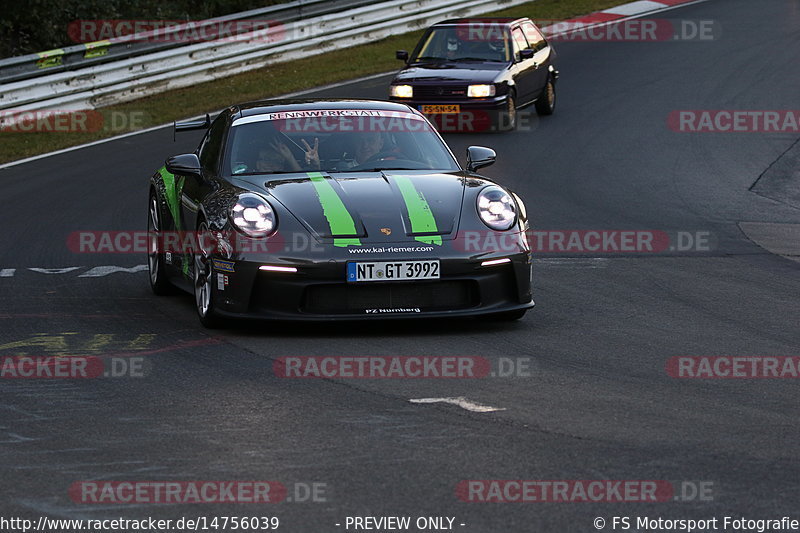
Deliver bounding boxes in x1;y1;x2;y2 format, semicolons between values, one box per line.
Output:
147;99;533;326
389;18;558;131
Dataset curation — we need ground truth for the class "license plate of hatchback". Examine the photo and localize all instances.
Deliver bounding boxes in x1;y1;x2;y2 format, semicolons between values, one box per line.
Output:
347;260;440;282
421;104;460;114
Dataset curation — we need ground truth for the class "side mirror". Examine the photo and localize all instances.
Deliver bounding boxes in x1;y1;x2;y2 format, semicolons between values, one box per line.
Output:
466;146;496;172
396;50;409;61
166;154;202;177
519;48;535;60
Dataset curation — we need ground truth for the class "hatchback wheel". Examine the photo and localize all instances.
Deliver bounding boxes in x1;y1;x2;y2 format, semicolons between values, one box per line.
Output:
535;77;556;116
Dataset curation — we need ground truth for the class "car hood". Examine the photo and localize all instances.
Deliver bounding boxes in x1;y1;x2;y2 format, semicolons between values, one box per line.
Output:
233;171;465;243
393;62;506;84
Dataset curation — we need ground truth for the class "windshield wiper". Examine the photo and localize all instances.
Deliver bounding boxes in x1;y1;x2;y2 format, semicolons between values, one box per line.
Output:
451;57;506;62
338;167;421;172
413;56;447;62
233;170;305;176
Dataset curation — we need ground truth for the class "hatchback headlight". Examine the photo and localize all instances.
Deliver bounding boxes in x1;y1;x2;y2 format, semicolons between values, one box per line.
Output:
230;193;277;237
477;186;516;230
468;84;496;98
390;85;414;98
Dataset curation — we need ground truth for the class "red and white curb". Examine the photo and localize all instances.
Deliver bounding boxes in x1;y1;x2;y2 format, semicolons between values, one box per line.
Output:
541;0;708;36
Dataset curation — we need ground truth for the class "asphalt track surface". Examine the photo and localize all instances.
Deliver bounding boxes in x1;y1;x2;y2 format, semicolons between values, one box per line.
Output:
1;0;799;531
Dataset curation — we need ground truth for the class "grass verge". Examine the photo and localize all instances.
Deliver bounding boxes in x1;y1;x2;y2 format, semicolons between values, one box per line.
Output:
0;0;622;164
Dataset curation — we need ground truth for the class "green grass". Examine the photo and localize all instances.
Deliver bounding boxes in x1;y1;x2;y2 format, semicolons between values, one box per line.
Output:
0;0;621;164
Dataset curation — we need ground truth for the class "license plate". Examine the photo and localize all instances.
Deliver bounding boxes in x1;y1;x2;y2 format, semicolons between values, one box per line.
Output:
421;104;460;114
347;260;440;282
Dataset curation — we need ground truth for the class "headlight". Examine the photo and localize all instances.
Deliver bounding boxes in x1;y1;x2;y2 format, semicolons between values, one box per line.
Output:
467;84;496;98
477;186;516;230
230;193;277;238
390;85;413;98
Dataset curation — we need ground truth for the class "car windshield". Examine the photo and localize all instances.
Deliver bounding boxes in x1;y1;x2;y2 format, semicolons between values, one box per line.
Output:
410;26;510;63
225;109;460;175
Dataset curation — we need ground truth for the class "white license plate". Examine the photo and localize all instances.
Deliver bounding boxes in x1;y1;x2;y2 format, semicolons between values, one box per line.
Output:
347;260;440;282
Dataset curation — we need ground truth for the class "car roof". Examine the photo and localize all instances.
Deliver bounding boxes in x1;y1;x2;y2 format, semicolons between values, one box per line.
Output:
229;99;417;119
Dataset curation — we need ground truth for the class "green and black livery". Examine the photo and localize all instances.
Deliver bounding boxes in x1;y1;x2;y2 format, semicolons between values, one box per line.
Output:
148;99;533;327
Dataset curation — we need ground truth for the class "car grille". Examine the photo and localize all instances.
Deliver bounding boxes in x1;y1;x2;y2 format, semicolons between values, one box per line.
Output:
303;280;477;314
413;85;469;99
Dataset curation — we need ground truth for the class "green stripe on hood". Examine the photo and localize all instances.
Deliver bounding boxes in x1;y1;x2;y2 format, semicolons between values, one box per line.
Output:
307;172;361;247
394;175;443;246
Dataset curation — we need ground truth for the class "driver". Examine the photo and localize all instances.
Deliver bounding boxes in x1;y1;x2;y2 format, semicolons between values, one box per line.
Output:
354;132;385;164
344;132;409;167
445;36;462;60
487;38;506;60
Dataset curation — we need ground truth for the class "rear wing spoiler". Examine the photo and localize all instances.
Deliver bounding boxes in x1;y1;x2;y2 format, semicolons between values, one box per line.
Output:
173;113;211;141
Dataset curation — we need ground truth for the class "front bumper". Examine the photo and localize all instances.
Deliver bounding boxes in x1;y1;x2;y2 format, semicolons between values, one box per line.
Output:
390;96;510;132
209;251;533;321
390;94;510;112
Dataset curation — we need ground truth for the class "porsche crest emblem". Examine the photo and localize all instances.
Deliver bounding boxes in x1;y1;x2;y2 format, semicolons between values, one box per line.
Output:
380;228;392;236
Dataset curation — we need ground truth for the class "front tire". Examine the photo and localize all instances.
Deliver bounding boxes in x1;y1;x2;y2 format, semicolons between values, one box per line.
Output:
148;191;174;295
498;94;517;131
194;220;224;328
535;77;556;116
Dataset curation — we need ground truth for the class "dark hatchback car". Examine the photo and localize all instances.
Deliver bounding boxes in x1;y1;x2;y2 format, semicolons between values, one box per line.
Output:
389;17;558;131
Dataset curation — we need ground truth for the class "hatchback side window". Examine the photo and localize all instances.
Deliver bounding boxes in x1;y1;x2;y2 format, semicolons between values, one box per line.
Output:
511;27;529;61
522;22;547;51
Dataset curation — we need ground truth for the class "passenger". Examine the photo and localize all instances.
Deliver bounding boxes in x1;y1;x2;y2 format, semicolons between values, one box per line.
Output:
299;138;320;169
254;137;319;172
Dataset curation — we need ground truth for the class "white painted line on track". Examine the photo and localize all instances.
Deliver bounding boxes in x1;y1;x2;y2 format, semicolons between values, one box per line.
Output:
0;265;148;277
28;267;83;275
409;397;506;413
79;265;148;277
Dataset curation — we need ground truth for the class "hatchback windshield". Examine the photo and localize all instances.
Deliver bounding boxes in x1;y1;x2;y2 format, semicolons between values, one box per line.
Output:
226;109;459;175
411;26;510;63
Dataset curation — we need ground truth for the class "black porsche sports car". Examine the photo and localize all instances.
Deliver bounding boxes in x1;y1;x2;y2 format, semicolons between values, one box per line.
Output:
390;17;558;131
147;99;533;327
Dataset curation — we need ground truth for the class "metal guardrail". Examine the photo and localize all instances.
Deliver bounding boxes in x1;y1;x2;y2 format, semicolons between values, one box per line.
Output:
0;0;530;114
0;0;374;84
